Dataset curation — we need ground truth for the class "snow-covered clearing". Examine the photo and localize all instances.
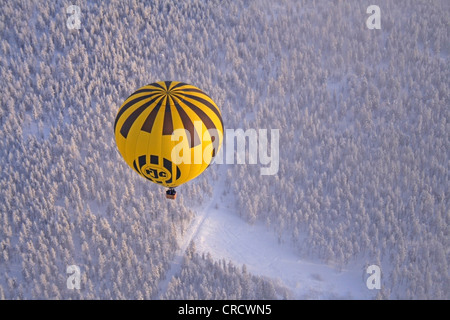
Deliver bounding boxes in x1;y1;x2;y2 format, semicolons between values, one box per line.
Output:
159;165;376;299
156;171;222;299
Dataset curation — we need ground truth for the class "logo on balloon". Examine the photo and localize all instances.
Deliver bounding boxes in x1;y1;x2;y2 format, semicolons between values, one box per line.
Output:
133;155;181;186
142;164;171;182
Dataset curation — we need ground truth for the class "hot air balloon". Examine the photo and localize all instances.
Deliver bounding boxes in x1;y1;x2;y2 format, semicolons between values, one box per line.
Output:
114;81;224;200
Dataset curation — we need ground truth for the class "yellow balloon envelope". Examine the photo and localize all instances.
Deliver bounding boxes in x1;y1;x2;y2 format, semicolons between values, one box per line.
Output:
114;81;223;192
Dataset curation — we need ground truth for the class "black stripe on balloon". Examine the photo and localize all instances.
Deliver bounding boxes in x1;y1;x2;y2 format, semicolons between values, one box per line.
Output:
141;96;166;134
176;167;181;180
211;136;217;158
149;82;165;90
133;160;141;174
163;158;172;172
171;97;200;148
175;93;223;129
164;81;172;91
150;155;159;165
173;96;217;134
131;88;164;96
123;88;157;101
162;103;174;135
114;93;162;132
170;82;188;90
120;95;164;138
164;158;172;184
172;88;210;98
138;155;146;170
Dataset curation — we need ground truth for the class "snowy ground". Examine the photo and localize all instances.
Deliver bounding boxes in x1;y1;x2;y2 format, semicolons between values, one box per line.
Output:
160;165;378;299
157;175;220;299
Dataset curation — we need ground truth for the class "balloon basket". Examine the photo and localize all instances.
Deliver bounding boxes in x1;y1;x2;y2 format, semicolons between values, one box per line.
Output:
166;189;177;200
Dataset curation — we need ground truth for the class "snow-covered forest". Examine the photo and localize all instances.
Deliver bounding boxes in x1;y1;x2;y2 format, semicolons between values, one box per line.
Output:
0;0;448;299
